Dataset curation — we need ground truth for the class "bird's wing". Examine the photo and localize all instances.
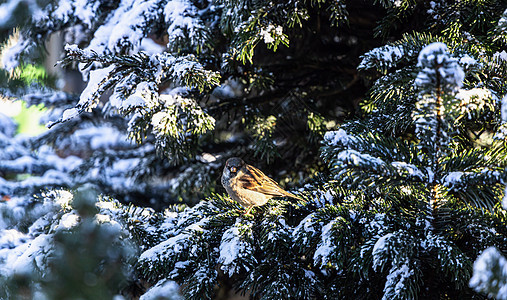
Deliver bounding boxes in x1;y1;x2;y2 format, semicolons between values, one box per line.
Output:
238;164;298;198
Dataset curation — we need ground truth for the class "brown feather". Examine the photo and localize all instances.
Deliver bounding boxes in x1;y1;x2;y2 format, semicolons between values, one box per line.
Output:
239;164;299;199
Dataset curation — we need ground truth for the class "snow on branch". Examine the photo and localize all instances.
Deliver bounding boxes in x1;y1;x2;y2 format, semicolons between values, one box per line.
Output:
358;44;408;74
140;279;183;300
470;247;507;299
51;0;100;28
292;213;321;248
368;230;472;299
138;230;195;280
1;36;31;71
367;230;422;299
336;149;386;170
218;220;255;277
415;42;464;92
146;94;216;159
60;44;221;91
322;127;430;187
412;42;464;159
0;129;83;196
493;9;507;44
496;94;507;140
313;218;341;268
372;232;396;272
442;168;505;190
23;92;78;108
3;0;213;69
48;45;220;132
164;0;211;53
382;260;418;300
230;21;290;64
454;88;495;122
390;162;425;180
82;0;211;55
137;199;228;281
323;129;358;147
421;233;471;286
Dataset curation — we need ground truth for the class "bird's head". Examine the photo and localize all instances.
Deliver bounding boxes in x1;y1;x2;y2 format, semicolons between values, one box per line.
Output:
224;157;245;175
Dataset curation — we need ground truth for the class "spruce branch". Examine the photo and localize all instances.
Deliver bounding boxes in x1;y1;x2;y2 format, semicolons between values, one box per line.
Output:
413;42;465;226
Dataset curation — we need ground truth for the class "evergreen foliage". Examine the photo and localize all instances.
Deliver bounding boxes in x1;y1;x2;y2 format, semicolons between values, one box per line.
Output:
1;0;507;299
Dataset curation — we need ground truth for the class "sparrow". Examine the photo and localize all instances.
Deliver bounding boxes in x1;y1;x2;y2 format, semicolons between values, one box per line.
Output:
221;157;299;215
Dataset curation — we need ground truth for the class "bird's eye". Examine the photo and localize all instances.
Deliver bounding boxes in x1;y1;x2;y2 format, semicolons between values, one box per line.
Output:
230;166;237;173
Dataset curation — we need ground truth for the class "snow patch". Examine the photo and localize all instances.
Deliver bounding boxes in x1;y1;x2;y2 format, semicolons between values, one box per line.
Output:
164;0;201;46
52;189;74;209
459;54;477;66
442;172;464;187
372;233;393;269
68;125;130;150
417;42;448;66
58;213;80;229
494;51;507;62
391;162;424;179
0;229;27;249
358;44;405;69
0;112;17;137
293;213;317;245
324;129;356;146
52;0;73;23
1;38;30;70
61;108;79;121
73;0;100;28
469;247;507;299
383;260;415;299
108;0;159;53
119;82;155;110
415;42;464;90
456;88;492;103
140;38;166;55
8;234;52;276
140;279;182;300
218;224;253;276
79;65;115;108
501;94;507;123
336;150;385;169
313;219;339;267
0;0;27;28
260;25;283;44
139;232;191;263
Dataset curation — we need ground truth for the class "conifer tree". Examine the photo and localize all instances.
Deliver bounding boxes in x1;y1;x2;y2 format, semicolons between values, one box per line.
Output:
1;0;507;299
